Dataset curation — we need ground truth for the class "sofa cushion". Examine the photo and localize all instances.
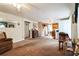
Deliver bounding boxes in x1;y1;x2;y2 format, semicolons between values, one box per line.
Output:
0;32;5;40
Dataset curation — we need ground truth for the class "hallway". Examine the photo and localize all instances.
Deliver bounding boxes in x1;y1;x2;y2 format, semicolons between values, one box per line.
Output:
1;37;64;56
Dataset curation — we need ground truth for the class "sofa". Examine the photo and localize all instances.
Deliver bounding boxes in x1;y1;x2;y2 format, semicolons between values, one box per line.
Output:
0;32;13;54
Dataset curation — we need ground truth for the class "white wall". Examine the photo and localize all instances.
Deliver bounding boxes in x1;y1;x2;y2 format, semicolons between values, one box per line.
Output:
0;12;38;43
59;19;71;38
71;23;77;39
53;17;71;38
77;8;79;38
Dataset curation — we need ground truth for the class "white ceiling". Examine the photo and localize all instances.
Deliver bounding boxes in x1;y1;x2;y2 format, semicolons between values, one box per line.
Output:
0;3;75;23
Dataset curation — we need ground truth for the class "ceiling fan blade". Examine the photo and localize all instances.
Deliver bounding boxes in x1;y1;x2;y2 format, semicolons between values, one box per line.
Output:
59;16;70;20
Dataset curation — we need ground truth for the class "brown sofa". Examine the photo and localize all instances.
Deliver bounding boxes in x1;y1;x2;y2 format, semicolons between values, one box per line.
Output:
0;32;13;54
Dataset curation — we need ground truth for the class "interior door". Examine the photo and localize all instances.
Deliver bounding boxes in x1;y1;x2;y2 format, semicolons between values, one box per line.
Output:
24;21;30;39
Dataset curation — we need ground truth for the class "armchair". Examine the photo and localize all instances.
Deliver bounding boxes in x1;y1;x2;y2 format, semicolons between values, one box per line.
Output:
0;32;13;54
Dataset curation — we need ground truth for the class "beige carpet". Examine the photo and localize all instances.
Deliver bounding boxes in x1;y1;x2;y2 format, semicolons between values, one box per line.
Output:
1;37;64;56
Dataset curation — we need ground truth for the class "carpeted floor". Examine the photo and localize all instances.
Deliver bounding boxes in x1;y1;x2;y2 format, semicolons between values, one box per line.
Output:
1;37;64;56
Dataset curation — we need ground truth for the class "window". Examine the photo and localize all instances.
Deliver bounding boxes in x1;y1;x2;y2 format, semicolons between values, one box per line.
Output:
0;22;7;28
0;21;15;28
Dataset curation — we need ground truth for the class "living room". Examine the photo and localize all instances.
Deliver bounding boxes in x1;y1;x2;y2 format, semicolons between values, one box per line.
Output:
0;3;79;56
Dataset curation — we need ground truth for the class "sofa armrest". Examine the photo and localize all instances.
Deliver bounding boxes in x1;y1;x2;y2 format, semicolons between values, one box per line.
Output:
5;38;13;41
0;38;13;43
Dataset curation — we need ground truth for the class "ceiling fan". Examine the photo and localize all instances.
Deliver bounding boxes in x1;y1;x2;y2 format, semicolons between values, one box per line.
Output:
9;3;31;11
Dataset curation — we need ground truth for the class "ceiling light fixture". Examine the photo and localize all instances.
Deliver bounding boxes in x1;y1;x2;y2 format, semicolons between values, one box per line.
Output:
12;3;22;11
48;18;53;24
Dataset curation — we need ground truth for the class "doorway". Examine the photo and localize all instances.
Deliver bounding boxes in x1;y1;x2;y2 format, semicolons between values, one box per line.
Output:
24;21;30;39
